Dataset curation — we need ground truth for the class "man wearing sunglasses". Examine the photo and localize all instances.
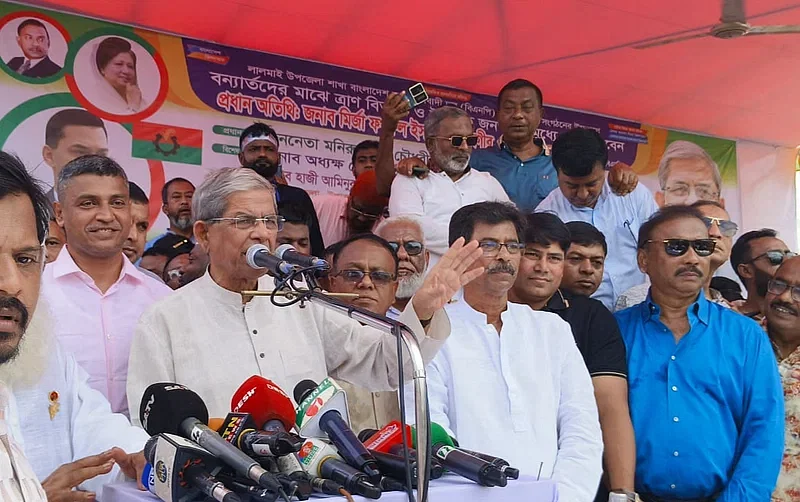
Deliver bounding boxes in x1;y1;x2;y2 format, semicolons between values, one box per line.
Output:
375;217;430;318
614;205;784;502
764;256;800;500
537;128;659;310
407;201;603;502
731;228;796;320
389;106;509;264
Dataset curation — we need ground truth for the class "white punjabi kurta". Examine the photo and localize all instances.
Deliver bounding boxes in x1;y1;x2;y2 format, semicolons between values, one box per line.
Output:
0;383;46;502
406;300;603;502
127;271;450;421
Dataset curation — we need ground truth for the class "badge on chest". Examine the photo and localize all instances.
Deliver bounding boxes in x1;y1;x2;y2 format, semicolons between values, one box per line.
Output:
48;391;60;420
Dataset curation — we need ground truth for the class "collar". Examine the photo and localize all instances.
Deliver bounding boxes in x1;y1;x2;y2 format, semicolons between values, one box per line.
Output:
498;137;548;158
449;296;513;324
50;245;144;284
640;290;710;326
544;289;570;312
200;268;275;305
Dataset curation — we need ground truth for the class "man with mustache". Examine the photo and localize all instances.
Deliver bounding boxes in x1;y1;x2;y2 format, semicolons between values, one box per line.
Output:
614;205;783;501
238;122;325;256
7;18;62;78
537;128;659;310
731;228;795;320
0;152;149;500
375;217;429;319
765;256;800;500
509;212;636;502
561;221;607;298
42;155;171;416
144;177;195;251
408;201;603;502
389;106;510;264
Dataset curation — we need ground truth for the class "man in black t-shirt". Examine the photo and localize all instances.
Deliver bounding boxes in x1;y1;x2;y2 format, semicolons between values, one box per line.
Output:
238;123;325;256
509;212;637;502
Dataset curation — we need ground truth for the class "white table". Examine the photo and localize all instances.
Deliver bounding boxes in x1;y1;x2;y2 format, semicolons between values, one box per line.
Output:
101;474;558;501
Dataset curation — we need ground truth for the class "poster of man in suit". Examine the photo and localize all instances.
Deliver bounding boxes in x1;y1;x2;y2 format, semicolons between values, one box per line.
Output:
6;18;62;78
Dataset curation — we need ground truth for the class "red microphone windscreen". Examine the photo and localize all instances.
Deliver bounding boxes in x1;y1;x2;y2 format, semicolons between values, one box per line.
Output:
231;375;296;431
363;421;413;453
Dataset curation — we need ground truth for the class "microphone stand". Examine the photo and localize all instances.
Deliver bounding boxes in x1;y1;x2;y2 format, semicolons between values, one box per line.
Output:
255;268;432;502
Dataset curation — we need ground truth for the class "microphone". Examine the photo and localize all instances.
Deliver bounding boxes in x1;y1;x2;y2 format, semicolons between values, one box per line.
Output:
246;244;295;277
371;450;420;486
139;383;288;501
296;438;381;499
294;378;381;483
231;376;297;435
458;449;520;480
144;434;241;502
275;244;329;271
359;423;444;480
218;412;302;457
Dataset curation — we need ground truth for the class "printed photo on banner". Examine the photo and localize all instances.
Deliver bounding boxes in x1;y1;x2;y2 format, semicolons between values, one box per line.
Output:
71;35;159;116
0;16;67;79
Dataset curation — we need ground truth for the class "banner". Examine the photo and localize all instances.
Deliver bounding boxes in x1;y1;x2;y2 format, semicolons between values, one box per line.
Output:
0;2;739;236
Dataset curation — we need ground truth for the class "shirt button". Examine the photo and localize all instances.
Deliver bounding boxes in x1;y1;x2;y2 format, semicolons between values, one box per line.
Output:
673;451;679;457
670;484;676;490
671;355;676;361
252;329;258;335
259;353;265;358
673;416;679;422
671;386;678;392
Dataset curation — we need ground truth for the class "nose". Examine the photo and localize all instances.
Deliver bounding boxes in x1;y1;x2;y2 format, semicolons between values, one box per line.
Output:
0;256;23;298
250;220;275;246
707;222;722;240
457;139;470;152
357;273;375;290
531;255;546;272
685;192;699;205
95;202;114;222
578;259;593;275
577;186;589;200
683;246;702;265
396;244;409;261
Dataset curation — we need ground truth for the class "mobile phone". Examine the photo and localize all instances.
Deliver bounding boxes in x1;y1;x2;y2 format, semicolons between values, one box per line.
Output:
404;83;429;109
412;166;429;178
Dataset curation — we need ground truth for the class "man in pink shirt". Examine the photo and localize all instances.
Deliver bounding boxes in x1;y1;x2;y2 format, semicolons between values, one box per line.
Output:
43;155;171;417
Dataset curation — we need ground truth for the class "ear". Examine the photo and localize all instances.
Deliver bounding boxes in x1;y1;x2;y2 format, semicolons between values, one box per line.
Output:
53;201;64;228
637;248;648;274
161;203;169;216
424;249;431;268
194;220;210;251
42;145;55;170
655;191;665;208
238;152;246;167
719;197;726;209
737;263;754;281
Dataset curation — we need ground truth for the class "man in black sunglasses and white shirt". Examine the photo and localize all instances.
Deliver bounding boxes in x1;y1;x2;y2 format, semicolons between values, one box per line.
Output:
375;217;430;319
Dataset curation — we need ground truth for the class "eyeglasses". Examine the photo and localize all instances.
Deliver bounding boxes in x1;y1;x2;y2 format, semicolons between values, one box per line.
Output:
701;217;738;237
387;240;424;256
331;269;396;285
208;215;285;231
768;279;800;302
349;205;388;221
746;250;797;266
478;239;525;256
663;184;720;201
429;135;479;148
644;238;716;257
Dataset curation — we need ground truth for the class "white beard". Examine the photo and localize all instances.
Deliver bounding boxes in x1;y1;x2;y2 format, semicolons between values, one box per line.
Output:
396;272;425;299
0;298;53;389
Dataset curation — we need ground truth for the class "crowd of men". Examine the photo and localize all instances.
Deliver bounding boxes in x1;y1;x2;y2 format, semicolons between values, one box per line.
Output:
0;77;798;502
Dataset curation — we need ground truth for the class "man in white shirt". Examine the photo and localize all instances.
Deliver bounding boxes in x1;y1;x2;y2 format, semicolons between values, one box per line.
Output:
407;201;603;502
44;155;171;416
375;216;430;319
128;167;484;419
388;106;510;262
0;152;147;500
537;128;658;309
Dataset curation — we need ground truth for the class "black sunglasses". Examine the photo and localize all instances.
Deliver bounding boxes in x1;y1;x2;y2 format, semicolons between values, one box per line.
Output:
388;240;424;256
430;135;479;147
331;269;395;285
645;238;716;257
747;250;797;266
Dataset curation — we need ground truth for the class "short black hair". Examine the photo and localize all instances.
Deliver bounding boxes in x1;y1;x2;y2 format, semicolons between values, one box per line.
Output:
150;234;194;258
332;233;399;275
352;140;379;169
710;276;744;303
17;19;48;39
45;109;106;149
161;177;194;205
239;122;279;149
731;228;779;281
497;79;543;109
56;155;128;201
129;181;148;205
0;151;51;244
278;199;313;228
523;212;570;252
690;199;726;213
449;201;525;246
636;205;705;250
566;221;608;256
96;37;136;73
552;128;608;178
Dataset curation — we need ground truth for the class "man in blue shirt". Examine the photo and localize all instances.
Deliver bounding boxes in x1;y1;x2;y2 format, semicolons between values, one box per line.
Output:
615;205;784;501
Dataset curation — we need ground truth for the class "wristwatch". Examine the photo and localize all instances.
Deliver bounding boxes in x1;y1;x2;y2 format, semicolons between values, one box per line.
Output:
609;490;640;501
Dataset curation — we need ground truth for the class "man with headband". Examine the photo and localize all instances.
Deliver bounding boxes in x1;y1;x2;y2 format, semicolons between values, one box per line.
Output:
238;122;325;256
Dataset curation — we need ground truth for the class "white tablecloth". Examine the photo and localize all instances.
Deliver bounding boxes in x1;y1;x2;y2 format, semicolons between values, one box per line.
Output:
101;474;558;502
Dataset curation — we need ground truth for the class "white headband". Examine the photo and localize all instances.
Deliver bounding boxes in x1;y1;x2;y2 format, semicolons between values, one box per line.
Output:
241;133;278;150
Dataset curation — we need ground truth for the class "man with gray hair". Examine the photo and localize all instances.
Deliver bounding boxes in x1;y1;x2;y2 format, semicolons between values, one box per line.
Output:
388;106;510;263
128;167;485;418
655;140;724;207
375;216;430;318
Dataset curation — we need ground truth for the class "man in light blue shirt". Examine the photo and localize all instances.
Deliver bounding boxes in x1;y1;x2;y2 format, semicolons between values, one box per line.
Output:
536;128;658;309
615;205;784;501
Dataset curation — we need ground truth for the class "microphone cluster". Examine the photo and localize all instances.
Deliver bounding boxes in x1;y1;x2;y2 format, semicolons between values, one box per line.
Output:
138;375;518;502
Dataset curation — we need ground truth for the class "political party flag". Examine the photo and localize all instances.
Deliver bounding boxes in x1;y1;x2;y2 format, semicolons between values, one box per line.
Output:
132;123;203;165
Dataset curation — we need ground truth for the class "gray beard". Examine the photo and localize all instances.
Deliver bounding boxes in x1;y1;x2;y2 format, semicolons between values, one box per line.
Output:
396;273;425;299
169;214;194;231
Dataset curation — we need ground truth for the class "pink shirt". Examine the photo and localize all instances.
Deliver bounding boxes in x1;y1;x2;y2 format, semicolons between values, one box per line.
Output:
312;193;381;248
41;247;171;417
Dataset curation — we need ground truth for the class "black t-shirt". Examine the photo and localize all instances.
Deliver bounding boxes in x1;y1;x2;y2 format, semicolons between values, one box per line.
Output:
544;289;627;378
274;183;325;257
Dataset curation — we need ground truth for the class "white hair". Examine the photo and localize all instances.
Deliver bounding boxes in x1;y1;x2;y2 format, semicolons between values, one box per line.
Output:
423;106;471;141
657;141;722;191
374;216;425;240
192;168;276;221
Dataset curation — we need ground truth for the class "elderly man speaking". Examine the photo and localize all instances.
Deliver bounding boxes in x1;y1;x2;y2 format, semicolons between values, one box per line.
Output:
128;167;483;417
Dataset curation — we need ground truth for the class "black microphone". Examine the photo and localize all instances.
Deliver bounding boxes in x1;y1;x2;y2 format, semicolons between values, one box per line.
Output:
144;434;241;502
458;448;520;480
275;244;329;270
432;443;507;487
246;244;295;277
218;413;301;457
139;383;288;501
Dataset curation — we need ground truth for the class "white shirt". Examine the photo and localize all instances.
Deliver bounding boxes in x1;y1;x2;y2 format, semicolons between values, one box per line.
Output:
41;247;172;417
388;168;510;258
536;179;658;310
128;270;451;420
0;383;46;502
406;300;603;502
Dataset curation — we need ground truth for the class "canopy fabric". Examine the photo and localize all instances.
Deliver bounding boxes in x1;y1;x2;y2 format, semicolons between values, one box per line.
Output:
27;0;800;147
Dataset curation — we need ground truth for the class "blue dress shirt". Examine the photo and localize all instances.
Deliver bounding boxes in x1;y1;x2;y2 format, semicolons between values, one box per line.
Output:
614;292;784;501
470;143;557;213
